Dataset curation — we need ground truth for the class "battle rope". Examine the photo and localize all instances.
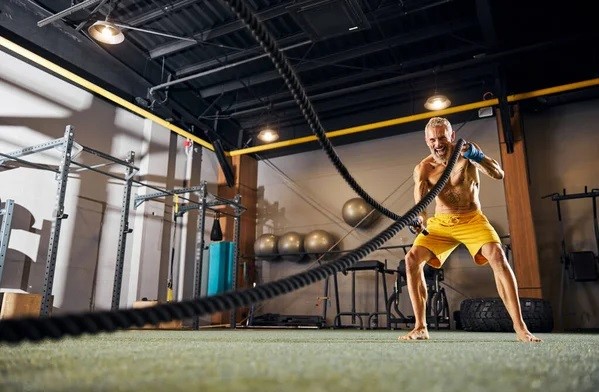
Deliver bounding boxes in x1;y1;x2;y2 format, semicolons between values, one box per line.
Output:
0;139;462;344
223;0;408;222
0;0;465;343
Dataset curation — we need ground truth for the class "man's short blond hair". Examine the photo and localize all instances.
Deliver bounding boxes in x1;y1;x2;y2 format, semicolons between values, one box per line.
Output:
425;117;452;133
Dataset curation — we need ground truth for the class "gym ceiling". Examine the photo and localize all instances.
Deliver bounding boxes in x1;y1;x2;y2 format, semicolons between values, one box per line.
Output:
1;0;598;159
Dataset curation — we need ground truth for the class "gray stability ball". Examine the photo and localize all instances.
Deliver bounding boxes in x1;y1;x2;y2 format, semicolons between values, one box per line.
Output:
277;231;304;262
341;197;380;228
254;233;279;260
304;229;337;260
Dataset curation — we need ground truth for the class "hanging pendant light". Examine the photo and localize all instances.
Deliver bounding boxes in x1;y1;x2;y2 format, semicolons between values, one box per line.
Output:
424;93;452;111
425;68;451;111
257;127;279;142
88;20;124;45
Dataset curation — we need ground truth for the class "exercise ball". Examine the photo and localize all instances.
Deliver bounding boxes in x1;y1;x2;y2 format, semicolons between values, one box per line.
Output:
304;229;337;260
342;197;380;228
254;233;279;260
277;231;304;262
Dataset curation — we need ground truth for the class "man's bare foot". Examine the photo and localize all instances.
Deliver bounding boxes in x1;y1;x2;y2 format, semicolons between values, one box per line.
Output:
516;329;542;342
398;327;429;341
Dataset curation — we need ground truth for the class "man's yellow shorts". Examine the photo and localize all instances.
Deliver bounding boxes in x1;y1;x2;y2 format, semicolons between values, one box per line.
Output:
413;210;501;268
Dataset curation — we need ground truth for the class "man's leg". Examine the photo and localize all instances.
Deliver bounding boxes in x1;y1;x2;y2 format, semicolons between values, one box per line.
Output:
479;242;541;342
399;245;435;340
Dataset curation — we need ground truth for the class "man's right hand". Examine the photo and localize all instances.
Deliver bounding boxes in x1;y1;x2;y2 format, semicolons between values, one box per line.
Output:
409;216;428;235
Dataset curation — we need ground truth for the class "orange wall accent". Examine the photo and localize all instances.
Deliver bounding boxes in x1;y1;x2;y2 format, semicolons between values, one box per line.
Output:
213;154;258;324
496;105;543;298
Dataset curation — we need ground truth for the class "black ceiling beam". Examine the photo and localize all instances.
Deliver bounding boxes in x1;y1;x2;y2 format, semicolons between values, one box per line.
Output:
175;33;310;77
36;0;101;27
198;20;474;98
149;1;293;59
475;0;496;49
123;0;202;26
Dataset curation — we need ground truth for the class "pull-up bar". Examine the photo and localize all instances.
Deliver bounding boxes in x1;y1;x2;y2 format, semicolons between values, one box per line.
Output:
543;187;599;201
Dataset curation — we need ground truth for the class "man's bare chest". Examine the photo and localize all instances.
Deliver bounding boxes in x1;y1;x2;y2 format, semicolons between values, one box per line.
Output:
427;160;473;188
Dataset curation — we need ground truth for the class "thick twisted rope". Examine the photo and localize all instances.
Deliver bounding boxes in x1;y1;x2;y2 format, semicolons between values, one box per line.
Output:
0;139;462;344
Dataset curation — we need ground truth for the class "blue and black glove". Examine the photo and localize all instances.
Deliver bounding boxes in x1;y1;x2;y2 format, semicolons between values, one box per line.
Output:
463;143;485;163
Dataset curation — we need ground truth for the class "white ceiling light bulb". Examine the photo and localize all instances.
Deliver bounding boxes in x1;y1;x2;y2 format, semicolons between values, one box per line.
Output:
424;93;451;111
258;128;279;143
102;26;114;39
88;20;124;45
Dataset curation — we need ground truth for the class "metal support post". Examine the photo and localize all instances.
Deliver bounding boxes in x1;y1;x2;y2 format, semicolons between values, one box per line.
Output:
111;151;135;310
0;199;15;283
41;125;74;316
192;182;208;330
230;194;242;329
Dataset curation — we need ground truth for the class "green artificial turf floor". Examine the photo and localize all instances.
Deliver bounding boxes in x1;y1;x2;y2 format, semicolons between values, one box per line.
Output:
1;329;598;391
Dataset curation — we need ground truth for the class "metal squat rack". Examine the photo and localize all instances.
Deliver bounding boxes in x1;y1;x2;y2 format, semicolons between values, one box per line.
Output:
0;125;138;315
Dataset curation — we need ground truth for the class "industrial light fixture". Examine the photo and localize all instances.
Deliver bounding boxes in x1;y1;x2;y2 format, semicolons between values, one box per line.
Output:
258;103;280;143
87;1;123;45
43;1;196;46
425;68;451;111
88;20;197;45
88;20;124;45
424;93;452;111
257;127;279;143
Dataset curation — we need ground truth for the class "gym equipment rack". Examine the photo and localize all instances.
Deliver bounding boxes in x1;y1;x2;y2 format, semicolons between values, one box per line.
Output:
135;180;246;329
543;186;599;327
0;125;138;315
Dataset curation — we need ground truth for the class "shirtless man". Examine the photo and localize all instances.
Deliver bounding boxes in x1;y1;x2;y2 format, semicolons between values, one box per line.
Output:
399;117;541;342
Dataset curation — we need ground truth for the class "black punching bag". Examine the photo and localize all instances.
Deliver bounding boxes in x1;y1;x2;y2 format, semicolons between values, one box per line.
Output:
210;213;223;241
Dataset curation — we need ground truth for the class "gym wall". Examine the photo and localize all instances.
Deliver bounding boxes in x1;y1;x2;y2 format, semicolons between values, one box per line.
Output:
525;99;599;330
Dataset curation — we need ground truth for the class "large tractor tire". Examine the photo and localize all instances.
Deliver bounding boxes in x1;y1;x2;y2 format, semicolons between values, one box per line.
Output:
460;297;553;333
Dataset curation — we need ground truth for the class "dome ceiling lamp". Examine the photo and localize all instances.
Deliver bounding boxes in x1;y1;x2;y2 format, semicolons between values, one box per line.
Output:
257;127;280;143
424;93;452;111
257;102;280;143
424;68;452;111
87;20;124;44
88;20;197;45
